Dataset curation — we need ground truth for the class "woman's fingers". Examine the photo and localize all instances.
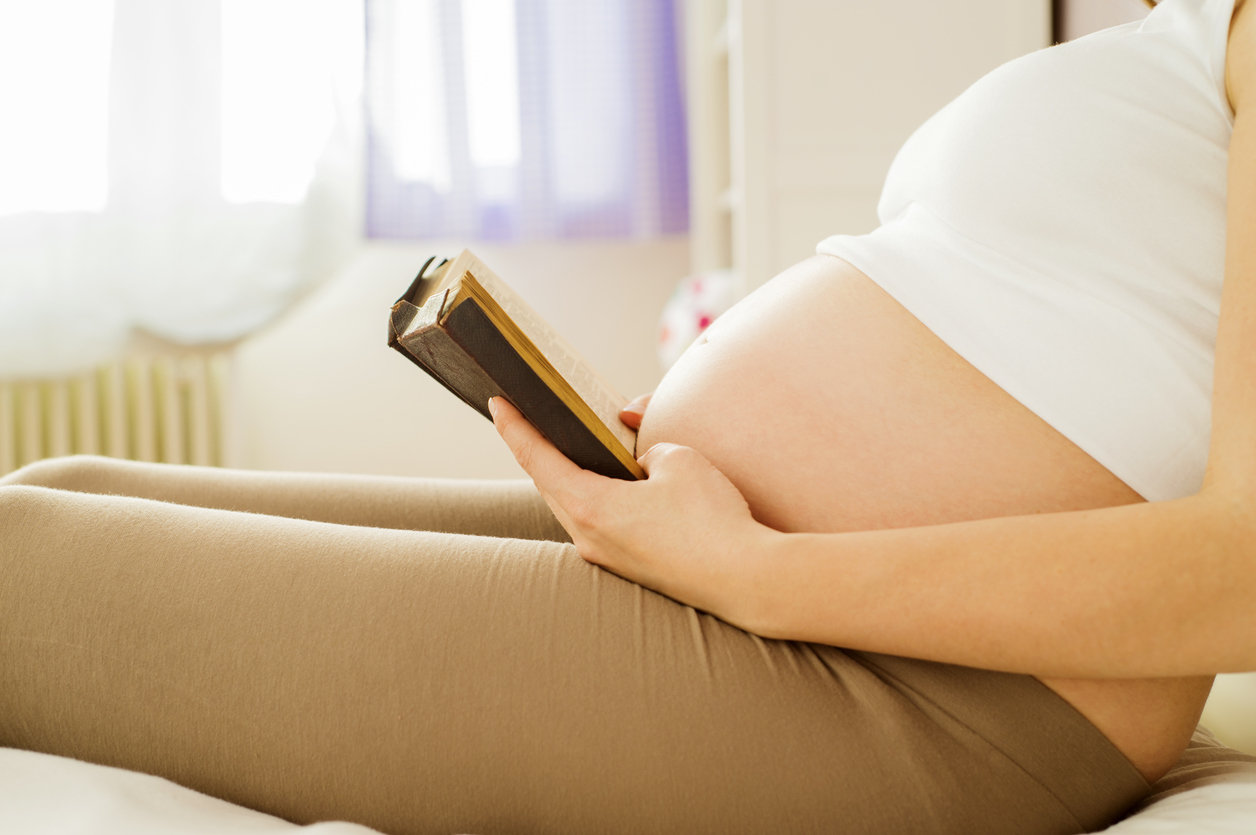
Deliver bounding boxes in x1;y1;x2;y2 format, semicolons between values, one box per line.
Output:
618;392;653;430
489;397;602;511
493;395;768;625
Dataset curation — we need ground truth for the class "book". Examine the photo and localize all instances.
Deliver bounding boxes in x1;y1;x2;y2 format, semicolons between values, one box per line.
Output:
387;248;645;480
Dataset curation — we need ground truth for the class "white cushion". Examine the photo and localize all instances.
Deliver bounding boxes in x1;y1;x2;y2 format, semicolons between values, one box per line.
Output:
1098;780;1256;833
0;747;381;835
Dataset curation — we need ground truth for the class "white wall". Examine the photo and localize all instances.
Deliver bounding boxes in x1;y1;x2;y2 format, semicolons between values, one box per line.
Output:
686;0;1053;293
1057;0;1151;41
226;238;689;479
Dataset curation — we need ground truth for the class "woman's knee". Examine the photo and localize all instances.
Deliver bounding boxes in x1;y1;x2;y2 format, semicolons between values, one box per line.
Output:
0;484;71;551
0;454;130;492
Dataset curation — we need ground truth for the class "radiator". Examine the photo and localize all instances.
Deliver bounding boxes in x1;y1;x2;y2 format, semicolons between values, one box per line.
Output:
0;353;231;477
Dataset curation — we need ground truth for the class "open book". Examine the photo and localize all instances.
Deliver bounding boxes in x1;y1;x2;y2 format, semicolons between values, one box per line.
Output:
387;249;644;480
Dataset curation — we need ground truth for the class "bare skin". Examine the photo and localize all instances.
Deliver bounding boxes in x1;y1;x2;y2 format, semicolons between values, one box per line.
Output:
627;255;1211;783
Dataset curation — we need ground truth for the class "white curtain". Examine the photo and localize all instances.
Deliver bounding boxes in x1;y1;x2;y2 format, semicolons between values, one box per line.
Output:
0;0;363;378
364;0;689;241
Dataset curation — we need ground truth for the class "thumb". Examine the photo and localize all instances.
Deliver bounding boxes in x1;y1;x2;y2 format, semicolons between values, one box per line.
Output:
635;441;690;477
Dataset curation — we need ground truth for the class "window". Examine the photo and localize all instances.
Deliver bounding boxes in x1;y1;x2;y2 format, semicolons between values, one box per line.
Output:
364;0;689;240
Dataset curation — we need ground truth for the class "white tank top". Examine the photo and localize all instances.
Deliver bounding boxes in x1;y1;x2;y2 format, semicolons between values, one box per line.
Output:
816;0;1236;501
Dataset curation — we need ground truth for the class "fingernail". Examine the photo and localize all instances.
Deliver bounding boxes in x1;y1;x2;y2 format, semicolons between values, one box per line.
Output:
622;395;647;414
487;397;499;419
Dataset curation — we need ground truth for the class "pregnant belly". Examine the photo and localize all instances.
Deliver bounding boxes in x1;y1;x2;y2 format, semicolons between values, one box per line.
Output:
636;254;1210;781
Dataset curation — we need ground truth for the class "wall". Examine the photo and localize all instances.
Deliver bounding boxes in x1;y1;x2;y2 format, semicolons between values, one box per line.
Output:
687;0;1053;293
226;238;688;479
1057;0;1151;41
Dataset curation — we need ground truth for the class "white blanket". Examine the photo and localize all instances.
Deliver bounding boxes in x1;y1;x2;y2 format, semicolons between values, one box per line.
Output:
1101;781;1256;833
0;748;379;835
3;745;1255;834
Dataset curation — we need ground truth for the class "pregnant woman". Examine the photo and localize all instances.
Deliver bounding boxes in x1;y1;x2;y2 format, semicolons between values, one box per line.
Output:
2;0;1254;832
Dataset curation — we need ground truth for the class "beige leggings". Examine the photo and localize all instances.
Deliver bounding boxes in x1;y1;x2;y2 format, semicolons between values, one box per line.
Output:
0;456;1148;835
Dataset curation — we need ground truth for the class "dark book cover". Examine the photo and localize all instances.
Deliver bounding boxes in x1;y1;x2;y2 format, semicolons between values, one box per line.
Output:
388;257;642;480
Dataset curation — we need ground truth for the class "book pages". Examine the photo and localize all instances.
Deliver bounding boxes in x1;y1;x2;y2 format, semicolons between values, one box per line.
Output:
453;250;638;457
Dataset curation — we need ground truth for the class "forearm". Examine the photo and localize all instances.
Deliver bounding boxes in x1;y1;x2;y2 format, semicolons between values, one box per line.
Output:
747;489;1256;678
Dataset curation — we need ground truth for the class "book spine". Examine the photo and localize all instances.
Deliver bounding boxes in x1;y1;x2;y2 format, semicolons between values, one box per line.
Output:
390;302;498;419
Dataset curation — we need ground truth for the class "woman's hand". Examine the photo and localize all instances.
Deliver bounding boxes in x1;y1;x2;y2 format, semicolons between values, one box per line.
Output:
619;392;652;430
490;396;775;628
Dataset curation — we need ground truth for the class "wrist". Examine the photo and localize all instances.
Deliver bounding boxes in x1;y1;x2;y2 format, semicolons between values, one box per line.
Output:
737;529;873;646
728;526;805;640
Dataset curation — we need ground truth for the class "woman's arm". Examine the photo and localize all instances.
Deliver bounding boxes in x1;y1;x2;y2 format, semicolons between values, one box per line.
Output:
752;491;1251;678
493;2;1256;680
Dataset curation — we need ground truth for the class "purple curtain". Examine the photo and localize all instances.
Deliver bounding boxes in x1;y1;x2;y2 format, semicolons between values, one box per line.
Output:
364;0;689;241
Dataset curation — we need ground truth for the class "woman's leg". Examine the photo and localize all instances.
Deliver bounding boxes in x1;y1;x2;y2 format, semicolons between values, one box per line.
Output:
0;455;567;540
0;482;1147;835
